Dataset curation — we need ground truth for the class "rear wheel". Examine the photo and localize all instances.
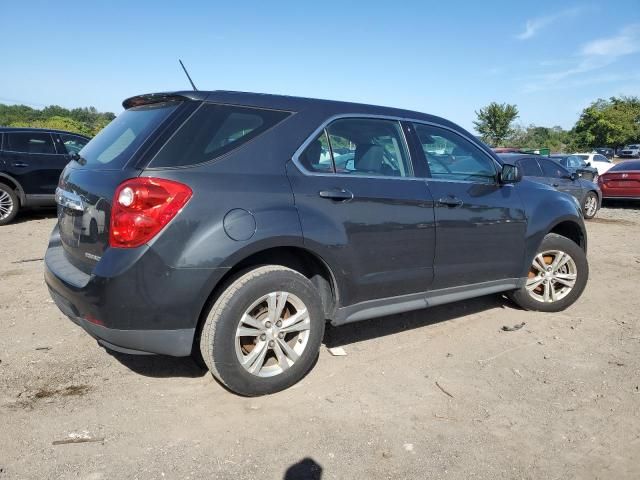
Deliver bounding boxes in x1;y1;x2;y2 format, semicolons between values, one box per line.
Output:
0;184;19;226
582;191;599;219
199;266;325;396
508;233;588;312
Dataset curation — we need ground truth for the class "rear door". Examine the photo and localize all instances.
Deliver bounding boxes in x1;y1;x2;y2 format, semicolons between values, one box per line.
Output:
538;158;584;200
409;122;526;290
287;117;436;306
2;131;63;197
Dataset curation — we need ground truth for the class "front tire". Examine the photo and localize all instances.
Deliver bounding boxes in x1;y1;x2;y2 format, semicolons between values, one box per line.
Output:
508;233;588;312
0;184;19;226
582;191;599;219
199;266;325;396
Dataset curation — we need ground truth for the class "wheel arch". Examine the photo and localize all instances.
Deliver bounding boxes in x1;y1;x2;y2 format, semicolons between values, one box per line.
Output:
0;173;26;205
192;245;339;354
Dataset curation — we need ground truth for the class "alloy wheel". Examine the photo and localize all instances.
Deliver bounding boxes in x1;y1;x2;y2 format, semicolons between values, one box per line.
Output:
235;292;311;377
526;250;577;303
584;194;598;218
0;190;14;220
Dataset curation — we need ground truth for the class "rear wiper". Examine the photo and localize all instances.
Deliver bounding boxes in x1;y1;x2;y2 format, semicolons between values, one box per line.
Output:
70;152;87;165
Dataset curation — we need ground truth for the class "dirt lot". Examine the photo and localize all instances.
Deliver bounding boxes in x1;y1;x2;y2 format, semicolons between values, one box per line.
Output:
1;204;639;480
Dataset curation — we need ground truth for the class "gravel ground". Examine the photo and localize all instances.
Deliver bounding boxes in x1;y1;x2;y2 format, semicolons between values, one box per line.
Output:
1;204;639;480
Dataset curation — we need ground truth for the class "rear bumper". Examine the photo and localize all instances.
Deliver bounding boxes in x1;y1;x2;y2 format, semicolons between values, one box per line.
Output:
44;229;228;356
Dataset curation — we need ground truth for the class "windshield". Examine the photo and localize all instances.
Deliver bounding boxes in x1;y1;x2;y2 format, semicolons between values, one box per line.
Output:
78;102;180;169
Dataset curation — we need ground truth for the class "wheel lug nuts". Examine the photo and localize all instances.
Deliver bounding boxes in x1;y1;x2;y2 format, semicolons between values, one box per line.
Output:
260;334;266;341
276;320;282;327
278;332;284;339
268;340;275;347
265;321;272;328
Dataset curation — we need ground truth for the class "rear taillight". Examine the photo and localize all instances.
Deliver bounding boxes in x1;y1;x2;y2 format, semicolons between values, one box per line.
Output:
109;178;192;248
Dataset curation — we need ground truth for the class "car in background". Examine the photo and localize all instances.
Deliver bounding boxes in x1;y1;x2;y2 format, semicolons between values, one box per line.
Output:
572;152;614;176
499;153;601;219
0;127;90;225
594;147;614;159
598;160;640;200
618;144;640;159
550;154;599;182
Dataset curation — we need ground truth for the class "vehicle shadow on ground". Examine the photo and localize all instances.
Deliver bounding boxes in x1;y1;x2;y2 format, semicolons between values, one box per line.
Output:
105;295;508;379
601;199;639;210
12;208;57;224
324;294;507;348
106;350;208;378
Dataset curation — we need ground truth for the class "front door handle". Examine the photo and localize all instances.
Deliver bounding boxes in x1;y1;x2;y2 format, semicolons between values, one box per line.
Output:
319;188;354;202
552;183;560;187
11;162;28;168
437;196;464;208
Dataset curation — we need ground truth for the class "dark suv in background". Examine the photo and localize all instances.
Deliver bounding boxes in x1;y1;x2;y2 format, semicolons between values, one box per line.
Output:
0;127;89;225
46;91;589;396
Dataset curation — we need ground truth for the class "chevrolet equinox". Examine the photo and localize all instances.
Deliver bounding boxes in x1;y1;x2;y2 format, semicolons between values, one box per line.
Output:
45;91;589;396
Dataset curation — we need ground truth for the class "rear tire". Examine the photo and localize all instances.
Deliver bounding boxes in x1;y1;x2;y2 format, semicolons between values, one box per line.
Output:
582;191;599;219
199;266;325;396
0;183;19;226
508;233;588;312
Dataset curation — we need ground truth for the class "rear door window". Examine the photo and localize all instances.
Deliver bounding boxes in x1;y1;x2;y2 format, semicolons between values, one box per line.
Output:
150;103;290;168
59;134;89;155
517;157;543;176
79;102;180;169
5;132;56;154
540;159;568;178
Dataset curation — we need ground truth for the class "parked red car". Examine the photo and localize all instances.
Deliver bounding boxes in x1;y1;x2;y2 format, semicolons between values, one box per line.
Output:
598;160;640;199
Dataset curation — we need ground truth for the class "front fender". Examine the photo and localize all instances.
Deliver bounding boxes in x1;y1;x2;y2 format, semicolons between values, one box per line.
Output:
518;184;586;277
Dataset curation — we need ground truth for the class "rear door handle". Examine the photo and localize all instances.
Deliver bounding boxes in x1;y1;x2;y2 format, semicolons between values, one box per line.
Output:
437;196;464;208
319;188;354;202
11;162;28;168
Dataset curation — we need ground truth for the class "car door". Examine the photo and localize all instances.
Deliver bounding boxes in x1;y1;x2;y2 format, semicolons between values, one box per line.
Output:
287;117;436;307
408;122;527;290
538;158;584;200
2;131;66;198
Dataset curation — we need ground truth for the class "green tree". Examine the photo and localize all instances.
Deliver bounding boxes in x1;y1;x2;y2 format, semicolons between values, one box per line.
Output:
573;96;640;149
473;102;519;146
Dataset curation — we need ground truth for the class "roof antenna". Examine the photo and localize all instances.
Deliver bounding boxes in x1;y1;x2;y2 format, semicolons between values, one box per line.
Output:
178;59;198;91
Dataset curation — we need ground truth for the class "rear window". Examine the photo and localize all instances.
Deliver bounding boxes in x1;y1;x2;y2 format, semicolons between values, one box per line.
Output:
150;103;290;168
78;102;179;169
610;161;640;171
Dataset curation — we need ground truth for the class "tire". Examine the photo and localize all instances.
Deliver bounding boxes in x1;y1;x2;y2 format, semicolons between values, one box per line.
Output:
0;183;19;226
199;265;325;396
582;191;599;219
508;233;588;312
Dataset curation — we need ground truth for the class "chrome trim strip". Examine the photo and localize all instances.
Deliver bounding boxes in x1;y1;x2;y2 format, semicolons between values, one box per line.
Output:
55;188;84;211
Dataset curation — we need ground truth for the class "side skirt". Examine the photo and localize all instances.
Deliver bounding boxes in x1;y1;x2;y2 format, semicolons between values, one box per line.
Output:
331;278;525;326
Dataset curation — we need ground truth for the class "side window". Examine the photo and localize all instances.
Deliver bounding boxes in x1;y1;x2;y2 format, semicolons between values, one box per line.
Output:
326;118;411;177
412;123;496;182
59;134;89;155
151;103;290;168
595;154;609;163
298;131;334;173
566;156;581;168
540;159;568;178
5;132;56;154
518;158;543;176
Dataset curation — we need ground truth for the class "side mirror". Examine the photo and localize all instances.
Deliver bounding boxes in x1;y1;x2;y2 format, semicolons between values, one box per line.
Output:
568;172;579;181
500;164;522;184
585;161;591;166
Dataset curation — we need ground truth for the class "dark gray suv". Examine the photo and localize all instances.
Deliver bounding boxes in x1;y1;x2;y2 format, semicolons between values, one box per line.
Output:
45;91;589;395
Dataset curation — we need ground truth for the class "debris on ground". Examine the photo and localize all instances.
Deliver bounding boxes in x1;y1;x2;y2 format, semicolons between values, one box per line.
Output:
435;381;454;398
52;432;104;445
502;322;526;332
327;346;347;356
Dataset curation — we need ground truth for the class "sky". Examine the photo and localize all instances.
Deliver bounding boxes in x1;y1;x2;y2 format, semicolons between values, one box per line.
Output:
2;0;640;133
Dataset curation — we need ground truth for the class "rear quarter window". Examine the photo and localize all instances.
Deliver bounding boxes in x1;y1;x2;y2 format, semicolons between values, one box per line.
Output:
149;103;290;168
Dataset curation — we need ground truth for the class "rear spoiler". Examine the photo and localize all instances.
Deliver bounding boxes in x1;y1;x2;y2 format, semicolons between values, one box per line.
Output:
122;91;207;109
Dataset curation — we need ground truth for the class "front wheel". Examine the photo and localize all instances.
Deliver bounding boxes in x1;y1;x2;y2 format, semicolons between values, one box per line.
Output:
508;233;588;312
582;191;599;219
199;266;325;396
